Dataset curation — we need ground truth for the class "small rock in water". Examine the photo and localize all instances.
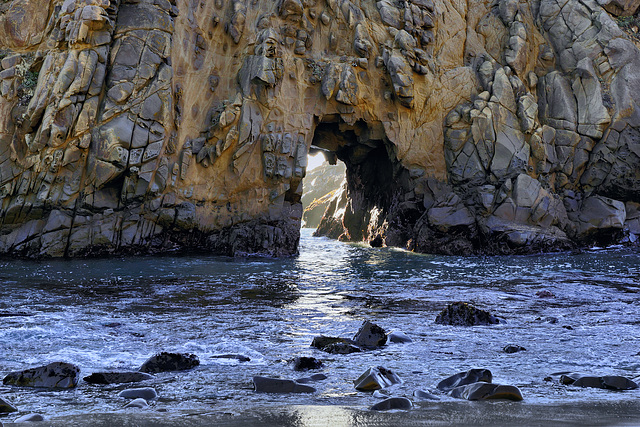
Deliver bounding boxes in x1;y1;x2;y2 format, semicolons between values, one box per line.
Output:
560;373;638;390
14;413;44;422
435;302;500;326
118;387;158;401
450;382;523;401
84;372;154;385
535;290;555;298
354;366;402;391
437;369;493;392
296;373;328;384
293;356;323;371
353;321;387;348
0;396;18;413
211;354;251;362
387;331;413;344
370;397;413;411
139;352;199;373
3;362;80;388
413;389;440;401
124;398;149;409
503;344;526;354
252;376;316;393
311;336;360;354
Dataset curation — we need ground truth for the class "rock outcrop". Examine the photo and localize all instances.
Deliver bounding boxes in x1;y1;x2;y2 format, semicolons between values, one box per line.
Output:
1;0;640;257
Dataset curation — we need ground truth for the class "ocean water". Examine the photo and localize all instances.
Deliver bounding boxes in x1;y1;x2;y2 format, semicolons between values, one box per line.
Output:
1;229;639;425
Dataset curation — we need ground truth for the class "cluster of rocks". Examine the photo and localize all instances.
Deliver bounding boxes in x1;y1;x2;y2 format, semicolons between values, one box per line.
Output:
0;352;199;418
1;0;640;258
310;320;411;354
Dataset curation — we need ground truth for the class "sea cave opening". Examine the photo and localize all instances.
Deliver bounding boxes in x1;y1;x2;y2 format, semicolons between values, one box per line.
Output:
300;117;412;247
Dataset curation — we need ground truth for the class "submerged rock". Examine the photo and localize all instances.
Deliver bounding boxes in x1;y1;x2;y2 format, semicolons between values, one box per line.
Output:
14;413;45;422
503;344;526;354
450;382;523;401
387;331;413;344
354;366;402;391
435;302;500;326
3;362;80;388
0;396;18;413
252;376;316;393
139;352;200;373
124;398;149;409
84;372;154;385
560;373;638;390
292;356;323;371
118;387;158;401
437;369;493;392
211;354;251;362
353;321;387;348
296;373;328;384
370;397;413;411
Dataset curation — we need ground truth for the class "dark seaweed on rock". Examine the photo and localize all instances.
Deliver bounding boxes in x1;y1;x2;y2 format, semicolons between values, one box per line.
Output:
435;302;500;326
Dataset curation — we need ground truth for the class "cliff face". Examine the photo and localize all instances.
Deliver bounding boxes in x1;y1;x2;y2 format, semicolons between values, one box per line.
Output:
0;0;639;257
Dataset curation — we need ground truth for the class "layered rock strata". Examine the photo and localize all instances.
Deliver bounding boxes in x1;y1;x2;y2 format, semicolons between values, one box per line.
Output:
1;0;640;257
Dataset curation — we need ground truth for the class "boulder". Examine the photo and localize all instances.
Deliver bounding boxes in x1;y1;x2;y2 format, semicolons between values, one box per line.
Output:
387;331;413;344
211;354;251;362
437;369;493;392
0;396;18;413
560;373;638;390
118;387;158;400
13;413;45;422
370;397;413;411
353;321;387;348
503;345;526;353
354;366;402;391
252;376;316;393
435;302;500;326
293;356;323;371
450;382;523;401
83;372;154;385
124;398;149;409
139;352;199;373
3;362;80;388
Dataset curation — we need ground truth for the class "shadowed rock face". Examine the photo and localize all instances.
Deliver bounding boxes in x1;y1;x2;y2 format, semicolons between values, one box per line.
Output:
1;0;640;258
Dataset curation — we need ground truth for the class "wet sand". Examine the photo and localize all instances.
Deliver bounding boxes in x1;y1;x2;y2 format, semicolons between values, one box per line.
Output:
7;400;640;426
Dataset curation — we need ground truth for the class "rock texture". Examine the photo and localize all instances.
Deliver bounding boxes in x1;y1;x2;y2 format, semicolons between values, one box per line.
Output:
1;0;640;257
3;362;80;388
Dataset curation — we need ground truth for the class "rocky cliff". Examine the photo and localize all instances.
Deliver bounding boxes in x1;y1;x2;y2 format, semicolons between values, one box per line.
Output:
0;0;639;257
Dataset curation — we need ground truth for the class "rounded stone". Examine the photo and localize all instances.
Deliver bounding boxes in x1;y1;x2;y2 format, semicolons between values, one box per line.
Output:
370;397;413;411
118;387;158;401
14;413;45;422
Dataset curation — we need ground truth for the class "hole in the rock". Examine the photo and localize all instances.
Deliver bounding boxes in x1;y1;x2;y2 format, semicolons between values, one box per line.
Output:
301;118;411;246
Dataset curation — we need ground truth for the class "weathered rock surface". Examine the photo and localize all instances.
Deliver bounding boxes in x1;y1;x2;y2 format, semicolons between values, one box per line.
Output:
435;302;500;326
354;366;402;391
2;0;640;258
3;362;80;388
311;335;361;354
139;352;199;373
84;372;154;385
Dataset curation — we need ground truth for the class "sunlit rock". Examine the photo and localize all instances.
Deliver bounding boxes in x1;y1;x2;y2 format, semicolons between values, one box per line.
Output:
354;366;402;391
